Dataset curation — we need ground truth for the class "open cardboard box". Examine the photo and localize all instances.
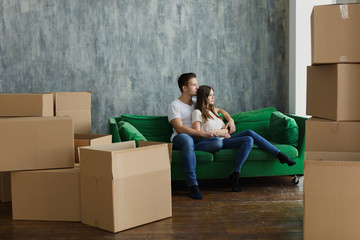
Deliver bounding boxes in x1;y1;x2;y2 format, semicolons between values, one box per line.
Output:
79;141;172;233
74;134;112;163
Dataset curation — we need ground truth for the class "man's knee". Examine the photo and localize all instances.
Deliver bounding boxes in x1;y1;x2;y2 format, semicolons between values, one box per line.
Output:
173;134;195;151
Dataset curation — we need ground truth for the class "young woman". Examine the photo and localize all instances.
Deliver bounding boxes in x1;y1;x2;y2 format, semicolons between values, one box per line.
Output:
192;85;296;192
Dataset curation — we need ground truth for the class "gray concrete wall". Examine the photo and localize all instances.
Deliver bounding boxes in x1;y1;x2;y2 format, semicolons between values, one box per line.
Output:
0;0;289;134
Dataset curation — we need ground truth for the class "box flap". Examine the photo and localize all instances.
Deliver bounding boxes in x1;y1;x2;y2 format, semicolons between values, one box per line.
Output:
79;141;136;178
111;144;170;179
138;141;173;161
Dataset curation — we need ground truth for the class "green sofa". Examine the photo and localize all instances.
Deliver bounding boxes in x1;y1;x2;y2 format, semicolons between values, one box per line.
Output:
108;107;306;184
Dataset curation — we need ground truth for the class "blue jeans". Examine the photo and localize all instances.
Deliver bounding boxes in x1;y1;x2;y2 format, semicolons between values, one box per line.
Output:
172;134;222;187
172;130;280;187
222;129;280;173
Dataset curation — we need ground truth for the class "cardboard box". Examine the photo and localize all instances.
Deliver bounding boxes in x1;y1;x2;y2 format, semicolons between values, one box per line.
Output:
79;141;172;233
0;172;11;202
138;141;173;161
306;64;360;121
11;165;81;221
304;153;360;240
0;93;54;117
0;116;75;172
74;134;112;163
54;92;91;134
312;3;360;64
305;118;360;152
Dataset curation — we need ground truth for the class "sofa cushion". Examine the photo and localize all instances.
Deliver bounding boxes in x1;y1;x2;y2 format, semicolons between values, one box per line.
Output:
270;111;299;147
230;107;276;139
118;121;147;146
120;114;172;143
171;150;214;164
270;112;299;147
213;144;298;162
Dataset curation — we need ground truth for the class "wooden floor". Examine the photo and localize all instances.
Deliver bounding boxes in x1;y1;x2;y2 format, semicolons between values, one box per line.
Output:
0;176;303;240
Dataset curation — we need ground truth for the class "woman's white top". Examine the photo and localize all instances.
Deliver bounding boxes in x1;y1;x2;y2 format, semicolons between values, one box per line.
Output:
192;109;223;132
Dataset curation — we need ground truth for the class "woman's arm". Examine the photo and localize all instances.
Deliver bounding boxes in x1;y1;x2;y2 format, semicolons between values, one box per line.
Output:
193;120;230;138
172;118;216;138
216;108;236;134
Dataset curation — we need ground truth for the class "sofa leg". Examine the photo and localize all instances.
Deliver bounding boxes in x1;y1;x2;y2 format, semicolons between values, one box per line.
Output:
292;175;302;185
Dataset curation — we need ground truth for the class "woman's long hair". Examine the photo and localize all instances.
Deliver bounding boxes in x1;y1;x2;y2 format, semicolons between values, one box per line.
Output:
195;85;222;123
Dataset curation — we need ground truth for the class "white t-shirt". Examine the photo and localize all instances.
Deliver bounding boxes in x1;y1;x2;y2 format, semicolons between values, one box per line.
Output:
192;109;224;132
168;98;195;141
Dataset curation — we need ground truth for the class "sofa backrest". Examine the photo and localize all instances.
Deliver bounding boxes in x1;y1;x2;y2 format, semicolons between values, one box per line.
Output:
120;114;173;143
118;107;277;143
230;107;276;140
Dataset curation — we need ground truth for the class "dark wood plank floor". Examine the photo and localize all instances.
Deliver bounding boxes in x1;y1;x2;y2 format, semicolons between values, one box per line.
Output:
0;176;303;240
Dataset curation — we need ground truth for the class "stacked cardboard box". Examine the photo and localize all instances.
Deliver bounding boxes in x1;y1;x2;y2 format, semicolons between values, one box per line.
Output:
0;92;93;217
304;3;360;240
1;91;172;232
0;172;11;202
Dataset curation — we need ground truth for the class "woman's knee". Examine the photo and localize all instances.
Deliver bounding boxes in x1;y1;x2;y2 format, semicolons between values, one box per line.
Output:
243;136;254;146
209;137;223;151
244;129;256;137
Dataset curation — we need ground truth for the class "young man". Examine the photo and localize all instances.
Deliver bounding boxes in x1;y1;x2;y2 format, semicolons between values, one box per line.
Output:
168;73;236;199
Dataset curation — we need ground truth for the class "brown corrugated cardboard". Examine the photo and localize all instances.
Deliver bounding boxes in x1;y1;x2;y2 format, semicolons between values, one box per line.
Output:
74;134;112;163
305;117;360;152
304;156;360;240
0;172;12;202
54;92;91;134
312;3;360;64
0;93;54;117
11;165;81;221
138;141;173;162
79;141;172;233
306;64;360;121
0;116;75;172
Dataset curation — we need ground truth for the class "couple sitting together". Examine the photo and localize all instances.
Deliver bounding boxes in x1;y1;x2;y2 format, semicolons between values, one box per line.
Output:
168;72;296;200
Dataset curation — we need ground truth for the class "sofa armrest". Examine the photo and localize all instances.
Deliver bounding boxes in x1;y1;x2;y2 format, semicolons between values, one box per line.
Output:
108;117;122;143
285;114;308;160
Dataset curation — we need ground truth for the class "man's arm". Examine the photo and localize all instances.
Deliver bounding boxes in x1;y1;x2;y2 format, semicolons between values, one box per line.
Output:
217;108;236;134
171;118;216;138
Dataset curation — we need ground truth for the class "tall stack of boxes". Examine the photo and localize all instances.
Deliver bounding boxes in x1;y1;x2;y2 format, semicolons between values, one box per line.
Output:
0;92;93;221
0;91;172;233
304;3;360;240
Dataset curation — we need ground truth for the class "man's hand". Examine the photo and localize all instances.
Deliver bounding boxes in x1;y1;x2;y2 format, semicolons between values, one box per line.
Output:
225;119;236;134
202;131;219;138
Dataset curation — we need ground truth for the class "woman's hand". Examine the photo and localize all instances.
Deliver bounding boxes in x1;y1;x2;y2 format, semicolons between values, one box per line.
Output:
225;119;236;134
224;133;231;139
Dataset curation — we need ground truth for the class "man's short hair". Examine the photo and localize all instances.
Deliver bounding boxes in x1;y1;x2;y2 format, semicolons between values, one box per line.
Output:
177;73;196;92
